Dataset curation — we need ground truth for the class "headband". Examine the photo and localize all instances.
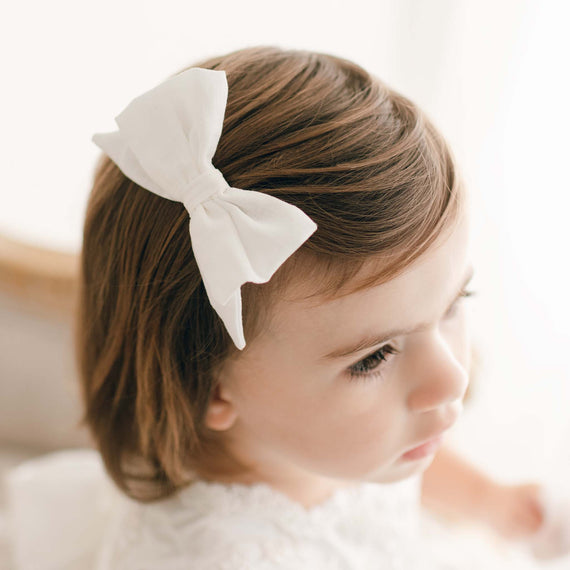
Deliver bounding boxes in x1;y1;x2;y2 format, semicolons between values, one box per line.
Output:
92;68;318;350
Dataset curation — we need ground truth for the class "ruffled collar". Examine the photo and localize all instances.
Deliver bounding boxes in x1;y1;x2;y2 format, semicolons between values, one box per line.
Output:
169;473;423;539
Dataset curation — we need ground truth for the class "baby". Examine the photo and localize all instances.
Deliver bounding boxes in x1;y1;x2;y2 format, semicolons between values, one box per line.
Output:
74;45;562;568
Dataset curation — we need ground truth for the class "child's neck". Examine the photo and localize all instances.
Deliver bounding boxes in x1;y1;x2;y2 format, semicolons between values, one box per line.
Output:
196;455;354;509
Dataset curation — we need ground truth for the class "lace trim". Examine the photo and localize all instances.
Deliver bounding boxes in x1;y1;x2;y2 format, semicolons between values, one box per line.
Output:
101;474;423;569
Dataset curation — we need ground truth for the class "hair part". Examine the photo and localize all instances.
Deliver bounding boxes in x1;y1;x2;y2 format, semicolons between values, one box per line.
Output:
75;46;463;502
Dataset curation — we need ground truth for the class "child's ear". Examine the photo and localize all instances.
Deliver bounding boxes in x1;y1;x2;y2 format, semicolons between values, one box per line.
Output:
204;382;238;431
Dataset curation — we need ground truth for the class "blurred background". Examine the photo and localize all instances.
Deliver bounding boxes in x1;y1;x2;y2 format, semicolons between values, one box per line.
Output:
1;0;569;554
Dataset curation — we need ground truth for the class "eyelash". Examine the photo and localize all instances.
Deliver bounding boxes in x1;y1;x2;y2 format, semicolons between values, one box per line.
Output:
347;344;400;382
346;288;476;383
445;288;475;318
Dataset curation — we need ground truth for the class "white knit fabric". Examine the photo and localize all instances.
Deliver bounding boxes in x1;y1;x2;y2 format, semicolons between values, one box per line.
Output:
94;468;544;570
5;449;565;570
96;476;422;570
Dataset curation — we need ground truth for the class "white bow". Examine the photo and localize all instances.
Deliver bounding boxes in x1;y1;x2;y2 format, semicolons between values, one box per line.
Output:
92;68;317;349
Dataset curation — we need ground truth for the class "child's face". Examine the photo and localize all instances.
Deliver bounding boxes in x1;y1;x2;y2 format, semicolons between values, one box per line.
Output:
209;210;472;489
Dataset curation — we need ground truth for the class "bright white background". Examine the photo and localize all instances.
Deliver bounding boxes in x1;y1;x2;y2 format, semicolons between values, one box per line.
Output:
1;0;569;489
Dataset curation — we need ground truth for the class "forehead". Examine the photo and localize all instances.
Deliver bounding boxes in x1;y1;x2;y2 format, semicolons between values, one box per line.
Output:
262;213;470;349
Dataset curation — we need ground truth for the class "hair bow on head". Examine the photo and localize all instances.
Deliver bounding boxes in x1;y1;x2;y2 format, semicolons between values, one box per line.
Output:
92;68;318;350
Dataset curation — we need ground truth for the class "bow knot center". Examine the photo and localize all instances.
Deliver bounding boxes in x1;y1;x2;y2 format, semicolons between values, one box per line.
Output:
183;167;229;214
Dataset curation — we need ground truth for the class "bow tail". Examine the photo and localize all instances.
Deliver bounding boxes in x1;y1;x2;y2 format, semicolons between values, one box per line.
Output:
189;191;317;350
208;291;246;350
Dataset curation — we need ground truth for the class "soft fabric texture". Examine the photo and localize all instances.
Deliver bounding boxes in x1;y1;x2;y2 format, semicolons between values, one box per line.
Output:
5;449;568;569
5;450;115;570
91;68;318;351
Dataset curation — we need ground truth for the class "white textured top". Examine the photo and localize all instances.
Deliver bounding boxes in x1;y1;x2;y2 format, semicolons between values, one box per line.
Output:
94;473;543;570
96;476;423;570
5;449;552;570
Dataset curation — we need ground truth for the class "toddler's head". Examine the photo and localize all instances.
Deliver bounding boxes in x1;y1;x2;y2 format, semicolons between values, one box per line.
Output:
77;46;472;503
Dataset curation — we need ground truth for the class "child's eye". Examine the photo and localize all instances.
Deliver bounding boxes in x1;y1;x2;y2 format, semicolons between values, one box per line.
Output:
345;289;475;384
347;344;400;383
445;288;476;318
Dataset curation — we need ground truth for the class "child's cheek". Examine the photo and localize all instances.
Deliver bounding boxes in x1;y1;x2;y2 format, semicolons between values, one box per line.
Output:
274;387;400;477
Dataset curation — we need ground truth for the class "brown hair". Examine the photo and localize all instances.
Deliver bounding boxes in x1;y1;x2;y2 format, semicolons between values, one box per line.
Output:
75;46;464;502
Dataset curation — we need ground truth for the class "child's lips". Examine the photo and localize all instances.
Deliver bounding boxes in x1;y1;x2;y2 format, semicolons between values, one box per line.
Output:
401;419;455;461
401;435;444;460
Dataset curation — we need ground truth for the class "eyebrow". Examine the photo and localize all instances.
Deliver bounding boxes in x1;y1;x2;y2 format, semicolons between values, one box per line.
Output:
321;266;475;360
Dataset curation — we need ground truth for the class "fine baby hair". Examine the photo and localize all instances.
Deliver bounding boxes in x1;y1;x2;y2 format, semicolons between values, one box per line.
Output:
77;45;463;503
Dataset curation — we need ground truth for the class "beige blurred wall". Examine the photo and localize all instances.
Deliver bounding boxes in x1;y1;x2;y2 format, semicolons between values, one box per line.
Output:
0;234;91;466
0;291;91;452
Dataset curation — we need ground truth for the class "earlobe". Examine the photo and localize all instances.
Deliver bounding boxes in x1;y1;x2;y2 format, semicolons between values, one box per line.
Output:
204;383;238;431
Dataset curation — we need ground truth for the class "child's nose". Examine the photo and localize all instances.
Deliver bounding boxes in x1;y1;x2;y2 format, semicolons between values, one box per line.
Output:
405;330;468;414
